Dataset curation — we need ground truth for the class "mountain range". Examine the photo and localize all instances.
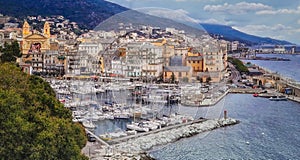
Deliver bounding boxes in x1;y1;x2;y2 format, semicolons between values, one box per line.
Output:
0;0;294;45
200;23;293;46
0;0;127;29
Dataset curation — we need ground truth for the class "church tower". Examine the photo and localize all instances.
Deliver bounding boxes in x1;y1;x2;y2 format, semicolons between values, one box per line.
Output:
43;21;50;38
22;21;30;37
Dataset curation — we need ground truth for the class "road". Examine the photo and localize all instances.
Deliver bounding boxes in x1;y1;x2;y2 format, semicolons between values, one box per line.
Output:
228;62;241;84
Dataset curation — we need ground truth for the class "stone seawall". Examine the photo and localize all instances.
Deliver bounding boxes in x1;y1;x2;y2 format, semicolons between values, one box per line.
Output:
113;118;239;153
89;118;239;160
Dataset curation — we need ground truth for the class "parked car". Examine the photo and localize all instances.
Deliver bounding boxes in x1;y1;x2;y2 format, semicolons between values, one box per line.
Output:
87;133;96;142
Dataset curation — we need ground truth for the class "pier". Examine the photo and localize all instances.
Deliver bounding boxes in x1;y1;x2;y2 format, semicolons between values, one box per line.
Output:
229;88;263;94
112;118;239;154
107;118;207;145
82;118;239;159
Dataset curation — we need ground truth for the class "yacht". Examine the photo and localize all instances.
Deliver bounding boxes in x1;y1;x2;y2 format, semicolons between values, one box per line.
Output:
269;96;287;101
126;122;150;132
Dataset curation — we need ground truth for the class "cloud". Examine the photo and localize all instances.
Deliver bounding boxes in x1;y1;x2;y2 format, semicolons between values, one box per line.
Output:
201;18;220;24
139;8;201;23
298;20;300;25
256;6;300;15
204;2;272;14
200;18;235;26
233;24;300;41
234;24;293;33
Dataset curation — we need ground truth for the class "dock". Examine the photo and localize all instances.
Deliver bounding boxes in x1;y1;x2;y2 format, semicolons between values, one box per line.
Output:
229;88;263;94
106;118;207;145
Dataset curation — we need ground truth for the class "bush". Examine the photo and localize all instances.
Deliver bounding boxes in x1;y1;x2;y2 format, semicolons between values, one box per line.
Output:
0;63;88;160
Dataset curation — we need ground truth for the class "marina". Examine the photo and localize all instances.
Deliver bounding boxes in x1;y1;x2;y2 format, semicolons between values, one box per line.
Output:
47;54;300;159
48;77;238;159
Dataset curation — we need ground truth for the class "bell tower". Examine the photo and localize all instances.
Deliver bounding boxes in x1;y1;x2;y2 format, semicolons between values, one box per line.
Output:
43;21;50;38
22;21;30;37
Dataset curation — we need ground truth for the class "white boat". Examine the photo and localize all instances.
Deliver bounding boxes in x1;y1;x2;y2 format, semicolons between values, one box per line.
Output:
141;121;158;131
72;116;85;123
114;110;130;119
269;96;287;101
104;113;115;120
82;120;96;129
126;122;149;132
85;112;102;121
126;130;137;136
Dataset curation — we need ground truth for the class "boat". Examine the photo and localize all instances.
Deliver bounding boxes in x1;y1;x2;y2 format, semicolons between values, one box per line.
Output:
99;130;127;141
72;116;85;123
126;122;149;132
82;120;96;129
269;96;287;101
253;93;259;97
126;130;137;135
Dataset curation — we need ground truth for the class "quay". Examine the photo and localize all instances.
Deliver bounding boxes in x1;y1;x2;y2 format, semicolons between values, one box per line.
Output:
239;56;290;61
112;118;239;154
229;88;263;94
107;118;207;145
84;118;239;160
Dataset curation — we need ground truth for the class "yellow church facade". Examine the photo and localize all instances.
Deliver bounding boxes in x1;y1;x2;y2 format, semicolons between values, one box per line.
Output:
21;21;50;55
20;21;51;74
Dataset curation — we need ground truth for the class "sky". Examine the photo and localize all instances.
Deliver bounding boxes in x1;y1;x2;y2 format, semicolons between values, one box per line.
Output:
106;0;300;44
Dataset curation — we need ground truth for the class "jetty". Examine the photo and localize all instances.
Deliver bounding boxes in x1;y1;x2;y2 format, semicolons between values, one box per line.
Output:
86;118;239;160
113;118;239;153
108;118;207;145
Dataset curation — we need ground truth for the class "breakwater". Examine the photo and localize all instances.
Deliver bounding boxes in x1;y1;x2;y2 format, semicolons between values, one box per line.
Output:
86;118;239;159
114;118;239;153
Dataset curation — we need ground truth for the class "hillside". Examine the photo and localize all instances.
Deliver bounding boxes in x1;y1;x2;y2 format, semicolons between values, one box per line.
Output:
0;0;294;45
0;0;128;29
94;9;206;37
200;23;293;45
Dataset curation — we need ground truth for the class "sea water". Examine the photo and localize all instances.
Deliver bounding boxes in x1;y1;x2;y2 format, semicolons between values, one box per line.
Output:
150;94;300;159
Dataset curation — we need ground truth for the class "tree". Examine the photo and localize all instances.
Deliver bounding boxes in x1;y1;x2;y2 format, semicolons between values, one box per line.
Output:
228;79;233;84
170;72;175;83
227;57;249;74
0;41;21;63
0;63;88;160
206;76;212;84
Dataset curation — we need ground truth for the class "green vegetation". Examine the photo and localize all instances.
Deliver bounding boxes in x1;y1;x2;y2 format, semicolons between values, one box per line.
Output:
0;63;88;160
0;0;127;29
206;77;212;84
170;72;175;83
228;57;249;74
0;41;21;63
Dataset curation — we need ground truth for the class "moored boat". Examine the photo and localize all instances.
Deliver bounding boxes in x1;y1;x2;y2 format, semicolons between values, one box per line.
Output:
253;93;259;97
126;122;150;132
82;120;96;129
269;96;287;101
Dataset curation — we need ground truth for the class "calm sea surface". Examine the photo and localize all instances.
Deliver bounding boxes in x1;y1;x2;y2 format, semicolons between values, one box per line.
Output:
150;54;300;159
244;54;300;82
150;94;300;159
